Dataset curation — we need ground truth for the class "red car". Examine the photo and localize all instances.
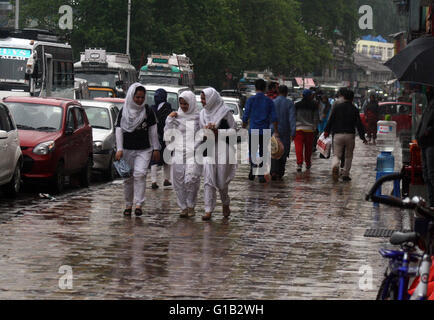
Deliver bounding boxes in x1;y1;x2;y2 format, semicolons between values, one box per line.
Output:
3;96;93;194
360;101;412;134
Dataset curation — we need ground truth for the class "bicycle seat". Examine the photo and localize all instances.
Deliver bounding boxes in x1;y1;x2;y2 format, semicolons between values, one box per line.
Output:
390;232;418;246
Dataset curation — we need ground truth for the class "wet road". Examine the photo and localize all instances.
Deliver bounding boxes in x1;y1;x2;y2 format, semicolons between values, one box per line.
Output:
0;140;408;299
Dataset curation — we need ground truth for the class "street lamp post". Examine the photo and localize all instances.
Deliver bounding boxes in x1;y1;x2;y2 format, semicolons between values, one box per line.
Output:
126;0;131;56
14;0;18;30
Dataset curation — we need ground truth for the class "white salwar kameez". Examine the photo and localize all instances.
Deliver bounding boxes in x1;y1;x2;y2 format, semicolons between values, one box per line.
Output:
164;91;202;211
116;83;160;208
200;88;237;213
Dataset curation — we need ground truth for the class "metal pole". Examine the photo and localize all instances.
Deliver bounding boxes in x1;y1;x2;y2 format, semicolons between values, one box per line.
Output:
15;0;19;30
126;0;131;56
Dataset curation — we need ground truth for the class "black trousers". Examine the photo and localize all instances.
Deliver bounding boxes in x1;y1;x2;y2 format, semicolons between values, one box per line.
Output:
249;133;264;176
271;149;290;178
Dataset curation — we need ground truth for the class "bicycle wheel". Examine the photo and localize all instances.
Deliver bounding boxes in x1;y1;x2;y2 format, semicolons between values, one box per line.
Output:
376;274;399;300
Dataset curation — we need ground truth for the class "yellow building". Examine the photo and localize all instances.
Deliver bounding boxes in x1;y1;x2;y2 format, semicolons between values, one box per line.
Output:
356;39;395;62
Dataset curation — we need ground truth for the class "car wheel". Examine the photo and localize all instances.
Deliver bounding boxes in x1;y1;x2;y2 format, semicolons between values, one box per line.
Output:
79;157;92;187
2;161;21;198
52;162;65;194
103;153;117;181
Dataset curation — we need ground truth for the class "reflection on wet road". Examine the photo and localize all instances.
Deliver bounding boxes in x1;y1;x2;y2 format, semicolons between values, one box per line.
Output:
0;140;407;299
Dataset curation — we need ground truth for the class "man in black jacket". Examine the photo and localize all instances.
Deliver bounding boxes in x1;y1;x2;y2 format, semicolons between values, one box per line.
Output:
324;89;367;182
416;97;434;208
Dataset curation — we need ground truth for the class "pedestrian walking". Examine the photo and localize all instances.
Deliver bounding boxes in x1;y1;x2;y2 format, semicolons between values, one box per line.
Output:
242;79;279;183
164;91;202;218
294;89;319;172
270;85;296;180
324;89;367;182
318;94;332;159
150;89;172;189
416;96;434;209
200;88;237;221
115;83;161;216
266;82;279;100
364;92;380;144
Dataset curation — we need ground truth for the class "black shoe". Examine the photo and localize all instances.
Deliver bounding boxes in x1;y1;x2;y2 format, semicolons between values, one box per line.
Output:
123;208;132;216
152;183;159;189
342;176;352;182
163;180;172;186
248;172;255;181
259;176;266;183
134;208;143;216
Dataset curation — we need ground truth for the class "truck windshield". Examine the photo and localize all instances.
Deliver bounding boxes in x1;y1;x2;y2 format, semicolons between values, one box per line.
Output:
0;48;31;83
139;75;180;86
75;72;119;88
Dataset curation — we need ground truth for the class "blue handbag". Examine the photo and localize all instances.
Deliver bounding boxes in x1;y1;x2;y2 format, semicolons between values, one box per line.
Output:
113;158;132;178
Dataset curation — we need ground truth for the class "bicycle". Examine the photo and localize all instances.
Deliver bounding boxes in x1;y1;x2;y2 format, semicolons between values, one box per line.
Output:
365;172;434;300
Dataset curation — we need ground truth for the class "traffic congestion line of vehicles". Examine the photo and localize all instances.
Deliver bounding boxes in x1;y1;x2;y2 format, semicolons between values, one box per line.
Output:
0;28;248;197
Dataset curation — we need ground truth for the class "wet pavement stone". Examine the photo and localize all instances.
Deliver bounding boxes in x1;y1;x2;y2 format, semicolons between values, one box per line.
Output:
0;140;408;299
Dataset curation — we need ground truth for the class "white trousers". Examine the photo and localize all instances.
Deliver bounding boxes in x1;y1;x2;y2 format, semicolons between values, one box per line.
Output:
123;149;152;207
151;163;171;183
204;183;230;213
172;164;201;210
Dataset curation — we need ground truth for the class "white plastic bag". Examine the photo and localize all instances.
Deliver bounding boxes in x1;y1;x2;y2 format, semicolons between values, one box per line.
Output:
317;133;332;158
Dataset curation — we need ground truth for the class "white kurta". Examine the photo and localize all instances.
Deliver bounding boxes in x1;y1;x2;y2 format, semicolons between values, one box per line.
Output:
164;100;202;211
116;123;160;207
200;112;237;213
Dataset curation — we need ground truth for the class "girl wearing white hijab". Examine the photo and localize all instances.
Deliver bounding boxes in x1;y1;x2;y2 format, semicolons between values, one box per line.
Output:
164;90;201;217
115;83;161;216
199;87;237;221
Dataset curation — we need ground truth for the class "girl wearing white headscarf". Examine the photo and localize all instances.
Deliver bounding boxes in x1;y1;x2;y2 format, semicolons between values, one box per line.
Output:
115;83;161;216
199;87;237;221
164;90;201;217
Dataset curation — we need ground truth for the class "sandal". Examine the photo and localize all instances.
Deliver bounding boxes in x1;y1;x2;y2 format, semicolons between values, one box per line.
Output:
180;209;188;218
202;212;212;221
187;208;195;217
123;208;132;216
223;205;231;218
134;208;143;216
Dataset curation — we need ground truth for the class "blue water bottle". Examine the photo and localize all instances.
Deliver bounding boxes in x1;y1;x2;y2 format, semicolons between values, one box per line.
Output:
376;151;395;172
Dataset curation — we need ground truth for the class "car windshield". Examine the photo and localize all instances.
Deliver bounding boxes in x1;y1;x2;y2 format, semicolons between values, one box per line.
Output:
6;103;63;131
0;48;31;83
89;89;115;98
146;90;179;110
224;102;239;115
75;72;118;88
82;106;111;130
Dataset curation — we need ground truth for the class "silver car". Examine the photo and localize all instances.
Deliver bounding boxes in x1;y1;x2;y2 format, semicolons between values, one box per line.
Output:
79;100;120;180
0;103;22;197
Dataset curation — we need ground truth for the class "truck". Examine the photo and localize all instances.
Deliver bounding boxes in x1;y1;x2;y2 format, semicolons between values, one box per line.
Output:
0;28;75;99
139;53;194;88
74;48;137;98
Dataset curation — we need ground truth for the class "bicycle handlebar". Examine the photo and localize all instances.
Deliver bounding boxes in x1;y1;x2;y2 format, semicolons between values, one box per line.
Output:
365;172;434;220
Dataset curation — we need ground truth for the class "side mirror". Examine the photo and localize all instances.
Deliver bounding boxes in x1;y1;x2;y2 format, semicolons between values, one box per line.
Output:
230;109;235;114
65;127;74;135
0;130;7;139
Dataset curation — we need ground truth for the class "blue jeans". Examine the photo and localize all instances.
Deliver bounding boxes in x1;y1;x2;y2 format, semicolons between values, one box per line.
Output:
421;146;434;206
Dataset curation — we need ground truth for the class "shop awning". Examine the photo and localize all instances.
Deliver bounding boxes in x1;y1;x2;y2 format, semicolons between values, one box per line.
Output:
295;77;315;88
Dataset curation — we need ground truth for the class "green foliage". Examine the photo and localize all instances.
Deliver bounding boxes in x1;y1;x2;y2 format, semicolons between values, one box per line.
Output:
18;0;363;88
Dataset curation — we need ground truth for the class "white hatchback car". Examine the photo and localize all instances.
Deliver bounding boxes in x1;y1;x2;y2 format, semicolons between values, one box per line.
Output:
0;103;22;197
79;100;120;181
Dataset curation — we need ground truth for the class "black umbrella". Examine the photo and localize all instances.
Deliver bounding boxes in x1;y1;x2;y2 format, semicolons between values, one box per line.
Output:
385;36;434;86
